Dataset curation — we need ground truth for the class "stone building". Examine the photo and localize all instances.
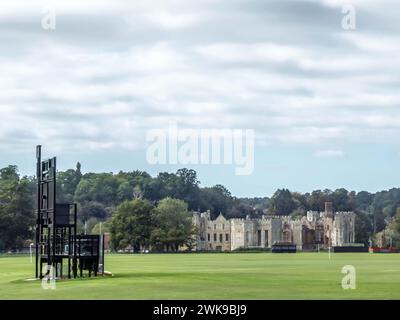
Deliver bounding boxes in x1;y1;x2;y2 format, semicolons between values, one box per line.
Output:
192;202;356;251
193;212;232;251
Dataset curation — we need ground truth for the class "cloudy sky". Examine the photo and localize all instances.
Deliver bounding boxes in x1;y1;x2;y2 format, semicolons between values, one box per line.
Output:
1;0;400;197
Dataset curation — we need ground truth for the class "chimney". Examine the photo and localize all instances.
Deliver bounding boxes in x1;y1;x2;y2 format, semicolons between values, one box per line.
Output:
325;202;333;217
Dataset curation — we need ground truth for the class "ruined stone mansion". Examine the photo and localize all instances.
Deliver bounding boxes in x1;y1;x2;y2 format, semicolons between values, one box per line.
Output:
192;202;355;251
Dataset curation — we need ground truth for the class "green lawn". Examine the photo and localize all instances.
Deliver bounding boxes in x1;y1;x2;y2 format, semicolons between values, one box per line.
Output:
0;253;399;300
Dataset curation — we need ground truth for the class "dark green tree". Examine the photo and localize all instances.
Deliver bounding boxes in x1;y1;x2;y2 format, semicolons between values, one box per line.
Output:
0;166;35;250
151;197;194;252
269;189;295;215
354;210;373;245
356;191;373;210
199;185;233;218
307;190;326;211
57;162;82;203
110;199;155;252
332;188;351;211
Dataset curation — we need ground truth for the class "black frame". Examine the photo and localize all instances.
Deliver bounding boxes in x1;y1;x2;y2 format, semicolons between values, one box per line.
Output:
35;145;104;279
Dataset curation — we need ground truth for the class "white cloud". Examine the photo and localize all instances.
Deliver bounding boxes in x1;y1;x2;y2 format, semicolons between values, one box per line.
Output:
0;0;399;154
143;12;203;29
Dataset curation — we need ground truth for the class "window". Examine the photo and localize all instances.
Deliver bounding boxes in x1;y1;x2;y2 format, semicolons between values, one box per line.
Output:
214;224;216;230
207;233;210;241
219;234;223;242
222;224;225;230
225;233;229;242
265;230;269;247
214;233;217;242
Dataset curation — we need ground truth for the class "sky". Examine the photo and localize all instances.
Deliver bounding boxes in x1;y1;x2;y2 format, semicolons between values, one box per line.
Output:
0;0;400;197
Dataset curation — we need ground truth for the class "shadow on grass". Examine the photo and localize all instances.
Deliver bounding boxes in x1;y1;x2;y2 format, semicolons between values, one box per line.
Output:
12;271;215;285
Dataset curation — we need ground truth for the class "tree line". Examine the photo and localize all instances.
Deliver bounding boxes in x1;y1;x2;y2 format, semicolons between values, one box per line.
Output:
110;197;194;252
0;163;400;251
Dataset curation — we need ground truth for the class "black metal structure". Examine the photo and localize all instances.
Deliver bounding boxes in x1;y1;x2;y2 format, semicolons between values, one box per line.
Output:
35;146;104;279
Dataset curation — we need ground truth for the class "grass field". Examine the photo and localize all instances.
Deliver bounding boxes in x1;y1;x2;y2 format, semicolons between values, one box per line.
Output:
0;253;400;300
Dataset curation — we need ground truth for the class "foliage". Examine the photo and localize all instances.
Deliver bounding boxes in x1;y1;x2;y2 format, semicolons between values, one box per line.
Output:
151;197;195;252
56;162;82;203
354;211;373;245
110;199;155;252
3;161;400;250
268;189;295;215
0;166;35;250
199;185;233;219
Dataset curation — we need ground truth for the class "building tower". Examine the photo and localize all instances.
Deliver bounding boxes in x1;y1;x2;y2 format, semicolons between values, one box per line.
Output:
323;202;334;248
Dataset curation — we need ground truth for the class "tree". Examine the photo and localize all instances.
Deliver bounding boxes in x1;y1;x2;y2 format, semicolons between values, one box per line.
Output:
332;188;351;211
372;210;386;233
117;181;134;202
292;192;309;212
144;169;201;210
268;189;295;215
150;198;194;252
74;173;124;227
74;173;121;207
7;158;400;253
239;197;270;211
307;190;326;211
0;165;19;180
354;211;373;245
117;170;152;197
356;191;373;210
79;201;109;221
229;198;254;219
57;162;82;203
393;209;400;249
199;185;233;218
110;199;154;252
0;166;35;251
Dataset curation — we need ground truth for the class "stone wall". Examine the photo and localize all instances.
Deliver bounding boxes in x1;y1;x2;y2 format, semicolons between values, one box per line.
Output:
192;206;356;252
